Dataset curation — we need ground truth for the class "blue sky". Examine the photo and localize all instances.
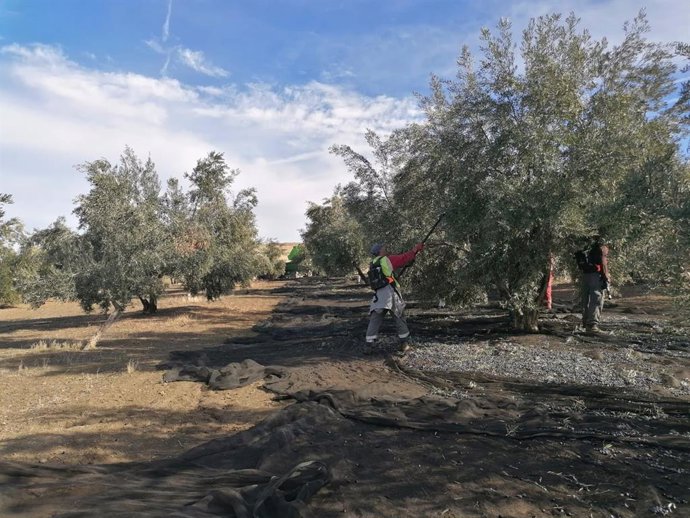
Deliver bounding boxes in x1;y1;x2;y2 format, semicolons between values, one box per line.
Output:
1;1;688;241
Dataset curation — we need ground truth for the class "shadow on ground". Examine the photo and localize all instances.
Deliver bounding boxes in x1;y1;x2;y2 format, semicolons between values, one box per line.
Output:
2;277;689;517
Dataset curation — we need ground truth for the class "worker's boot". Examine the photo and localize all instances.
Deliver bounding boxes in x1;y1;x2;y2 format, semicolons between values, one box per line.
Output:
397;339;412;356
362;341;376;355
585;325;602;335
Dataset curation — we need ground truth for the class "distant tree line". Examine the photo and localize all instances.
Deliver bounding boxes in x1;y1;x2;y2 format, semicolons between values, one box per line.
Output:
302;11;690;330
0;193;23;306
0;148;285;316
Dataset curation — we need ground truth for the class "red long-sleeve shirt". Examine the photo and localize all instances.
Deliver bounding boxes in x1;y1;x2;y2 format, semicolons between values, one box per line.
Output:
387;248;417;270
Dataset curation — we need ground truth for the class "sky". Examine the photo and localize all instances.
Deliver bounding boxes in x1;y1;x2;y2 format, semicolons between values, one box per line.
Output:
0;1;688;242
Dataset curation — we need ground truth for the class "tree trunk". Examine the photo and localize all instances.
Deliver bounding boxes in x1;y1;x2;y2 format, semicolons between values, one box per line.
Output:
353;262;368;284
496;280;540;332
149;294;158;313
536;254;555;310
511;307;539;332
84;303;123;349
139;296;150;313
138;295;158;313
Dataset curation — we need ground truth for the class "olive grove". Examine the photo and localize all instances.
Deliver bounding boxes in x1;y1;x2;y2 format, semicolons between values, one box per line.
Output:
12;148;269;323
303;11;690;330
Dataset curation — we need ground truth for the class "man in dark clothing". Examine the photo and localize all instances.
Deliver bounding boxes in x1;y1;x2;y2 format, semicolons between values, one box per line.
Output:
580;236;610;334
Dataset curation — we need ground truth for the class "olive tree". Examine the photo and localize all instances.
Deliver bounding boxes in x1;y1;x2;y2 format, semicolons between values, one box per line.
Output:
329;11;689;330
329;130;426;249
172;151;261;299
73;147;169;314
255;239;286;280
0;194;23;306
14;217;82;307
302;195;368;276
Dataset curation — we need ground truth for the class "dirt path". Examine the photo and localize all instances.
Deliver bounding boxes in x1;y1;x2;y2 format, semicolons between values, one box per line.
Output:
1;278;689;517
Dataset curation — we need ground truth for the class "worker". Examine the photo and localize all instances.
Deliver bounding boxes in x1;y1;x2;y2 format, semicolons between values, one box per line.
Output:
364;242;424;354
575;235;610;334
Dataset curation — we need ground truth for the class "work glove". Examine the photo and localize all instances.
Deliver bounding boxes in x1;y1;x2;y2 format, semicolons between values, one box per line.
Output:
413;243;424;254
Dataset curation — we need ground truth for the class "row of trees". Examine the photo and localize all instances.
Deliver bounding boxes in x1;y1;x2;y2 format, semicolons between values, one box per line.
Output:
302;12;690;330
0;149;286;317
0;193;23;305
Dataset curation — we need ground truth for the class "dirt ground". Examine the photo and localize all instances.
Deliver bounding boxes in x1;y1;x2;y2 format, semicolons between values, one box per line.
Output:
1;278;689;517
0;282;288;464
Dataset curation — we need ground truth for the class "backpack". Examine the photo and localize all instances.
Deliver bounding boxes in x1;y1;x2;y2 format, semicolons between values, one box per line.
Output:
367;257;391;290
574;248;598;273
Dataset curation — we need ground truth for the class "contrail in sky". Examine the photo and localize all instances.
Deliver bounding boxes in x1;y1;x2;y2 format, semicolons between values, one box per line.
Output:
162;0;172;42
161;52;171;76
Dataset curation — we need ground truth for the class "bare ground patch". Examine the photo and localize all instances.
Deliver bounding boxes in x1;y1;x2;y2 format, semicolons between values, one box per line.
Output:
0;281;288;464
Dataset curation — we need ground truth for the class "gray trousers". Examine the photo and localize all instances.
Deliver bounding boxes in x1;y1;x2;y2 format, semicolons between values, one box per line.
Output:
581;272;605;327
366;309;410;343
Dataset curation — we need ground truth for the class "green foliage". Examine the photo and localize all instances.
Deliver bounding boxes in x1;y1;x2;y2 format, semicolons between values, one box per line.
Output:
8;149;263;312
322;11;690;329
0;193;14;232
308;132;432;276
72;147;169;312
0;193;23;306
173;152;261;299
0;252;20;306
14;218;81;308
302;196;367;276
255;240;286;280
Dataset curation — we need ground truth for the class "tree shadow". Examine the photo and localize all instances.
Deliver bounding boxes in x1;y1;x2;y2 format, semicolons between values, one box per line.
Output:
3;277;688;382
3;277;690;516
0;312;107;342
0;402;277;463
3;399;688;517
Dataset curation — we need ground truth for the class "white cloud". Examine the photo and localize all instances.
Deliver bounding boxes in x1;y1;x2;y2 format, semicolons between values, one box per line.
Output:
193;81;420;140
1;42;66;65
0;43;420;241
321;66;356;82
4;0;685;240
177;48;229;78
197;85;225;97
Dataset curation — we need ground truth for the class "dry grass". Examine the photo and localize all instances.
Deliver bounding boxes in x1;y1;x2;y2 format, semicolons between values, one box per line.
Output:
10;357;51;376
0;280;290;465
126;359;139;374
30;339;85;351
169;313;195;327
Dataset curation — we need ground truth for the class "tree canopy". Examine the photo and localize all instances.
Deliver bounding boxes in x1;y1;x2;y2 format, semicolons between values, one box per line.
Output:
0;194;23;305
302;195;367;276
13;148;264;315
304;11;690;329
69;147;170;313
171;151;261;300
